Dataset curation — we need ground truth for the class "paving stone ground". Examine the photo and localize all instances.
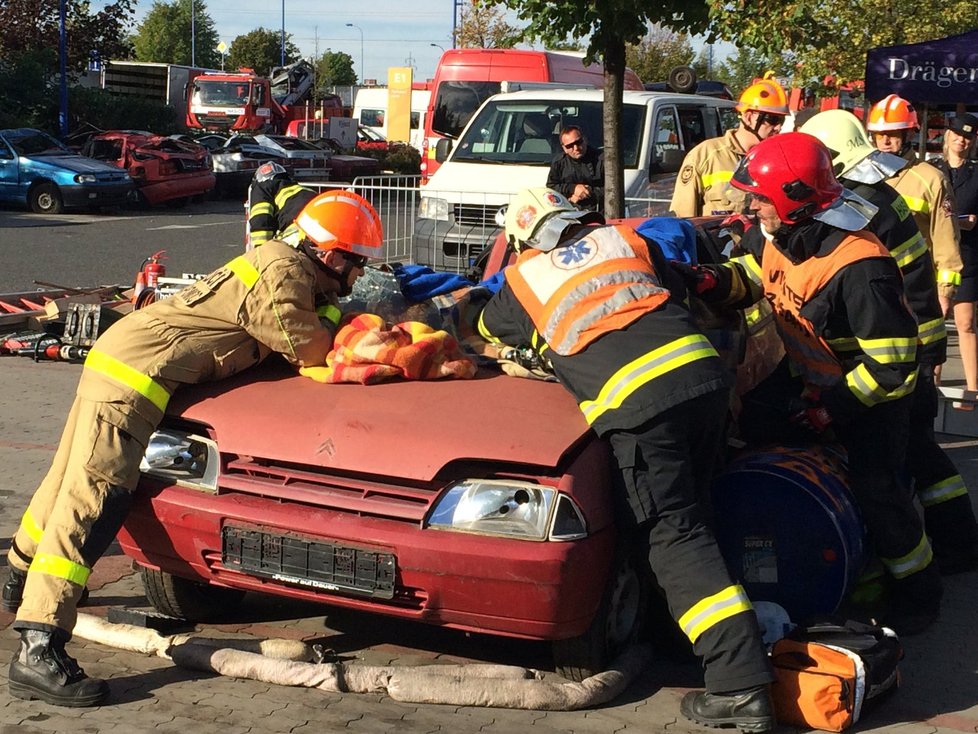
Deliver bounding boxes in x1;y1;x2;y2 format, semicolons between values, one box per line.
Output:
1;337;977;734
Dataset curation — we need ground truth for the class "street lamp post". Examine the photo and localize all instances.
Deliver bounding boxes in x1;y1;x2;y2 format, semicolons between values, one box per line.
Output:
280;1;286;66
430;43;445;55
346;23;364;82
190;0;196;66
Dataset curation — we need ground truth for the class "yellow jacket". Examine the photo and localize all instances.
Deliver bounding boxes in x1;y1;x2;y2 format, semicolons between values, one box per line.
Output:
669;129;749;218
887;152;963;298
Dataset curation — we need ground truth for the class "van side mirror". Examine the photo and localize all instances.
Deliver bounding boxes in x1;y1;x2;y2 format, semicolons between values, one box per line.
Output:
435;137;453;163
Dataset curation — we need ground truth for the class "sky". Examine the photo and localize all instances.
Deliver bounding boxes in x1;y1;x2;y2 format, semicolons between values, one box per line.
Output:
95;1;733;86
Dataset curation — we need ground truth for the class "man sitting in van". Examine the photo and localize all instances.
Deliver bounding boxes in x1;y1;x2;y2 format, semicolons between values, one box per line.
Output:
547;125;604;214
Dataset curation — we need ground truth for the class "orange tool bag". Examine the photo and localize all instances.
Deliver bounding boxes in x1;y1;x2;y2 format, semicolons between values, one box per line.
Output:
770;620;903;732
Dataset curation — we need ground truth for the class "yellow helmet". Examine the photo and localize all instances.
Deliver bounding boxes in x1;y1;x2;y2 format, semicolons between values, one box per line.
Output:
799;109;876;177
736;78;790;116
503;187;592;252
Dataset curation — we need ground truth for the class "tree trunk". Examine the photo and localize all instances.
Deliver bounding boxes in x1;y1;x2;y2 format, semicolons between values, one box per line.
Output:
602;38;626;219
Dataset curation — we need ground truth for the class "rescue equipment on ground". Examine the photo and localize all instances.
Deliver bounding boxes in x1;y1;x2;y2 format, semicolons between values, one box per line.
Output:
72;612;651;710
710;446;867;623
133;250;167;307
770;619;902;731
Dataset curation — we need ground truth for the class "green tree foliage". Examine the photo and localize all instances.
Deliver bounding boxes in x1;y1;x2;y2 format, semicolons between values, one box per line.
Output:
133;0;220;68
227;27;301;76
710;47;795;98
708;0;976;86
313;50;357;89
0;0;135;72
492;0;710;217
625;24;705;86
71;88;179;133
0;50;58;131
456;1;521;48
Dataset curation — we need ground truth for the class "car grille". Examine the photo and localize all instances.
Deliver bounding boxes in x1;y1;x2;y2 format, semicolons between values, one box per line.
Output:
454;203;495;228
220;457;439;523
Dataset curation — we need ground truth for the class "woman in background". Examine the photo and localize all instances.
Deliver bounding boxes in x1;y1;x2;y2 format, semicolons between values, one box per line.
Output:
935;113;978;393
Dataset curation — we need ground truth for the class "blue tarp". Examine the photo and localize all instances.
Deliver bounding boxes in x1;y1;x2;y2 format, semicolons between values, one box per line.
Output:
865;29;978;105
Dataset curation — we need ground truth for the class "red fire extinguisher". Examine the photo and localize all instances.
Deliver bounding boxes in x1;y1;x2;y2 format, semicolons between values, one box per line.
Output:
133;250;167;306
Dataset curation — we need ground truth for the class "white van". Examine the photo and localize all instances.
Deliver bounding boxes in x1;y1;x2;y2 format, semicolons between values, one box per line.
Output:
353;87;430;153
412;88;737;270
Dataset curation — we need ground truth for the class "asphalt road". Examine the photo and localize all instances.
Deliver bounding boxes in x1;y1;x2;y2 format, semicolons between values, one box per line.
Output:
0;199;248;294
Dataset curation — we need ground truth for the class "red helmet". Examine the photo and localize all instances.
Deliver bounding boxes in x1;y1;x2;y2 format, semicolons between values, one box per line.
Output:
731;132;843;224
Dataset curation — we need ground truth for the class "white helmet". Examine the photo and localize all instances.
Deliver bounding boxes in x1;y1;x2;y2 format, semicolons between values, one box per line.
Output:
502;187;594;252
799;109;905;185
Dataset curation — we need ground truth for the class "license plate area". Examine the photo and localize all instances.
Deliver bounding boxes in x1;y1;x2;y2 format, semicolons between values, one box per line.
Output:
222;526;395;600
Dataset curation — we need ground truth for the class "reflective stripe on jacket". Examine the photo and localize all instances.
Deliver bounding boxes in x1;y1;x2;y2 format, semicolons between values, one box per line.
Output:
506;225;670;356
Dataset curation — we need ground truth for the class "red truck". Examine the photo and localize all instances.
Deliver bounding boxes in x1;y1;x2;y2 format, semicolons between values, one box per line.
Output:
186;61;344;135
117;218;861;680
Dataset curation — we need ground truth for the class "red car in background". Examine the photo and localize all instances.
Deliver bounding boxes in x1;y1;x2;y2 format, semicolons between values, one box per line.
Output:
82;131;215;207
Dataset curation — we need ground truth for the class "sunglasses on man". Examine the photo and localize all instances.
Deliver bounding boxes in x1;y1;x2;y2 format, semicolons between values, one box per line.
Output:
756;112;786;127
562;137;585;150
343;252;369;269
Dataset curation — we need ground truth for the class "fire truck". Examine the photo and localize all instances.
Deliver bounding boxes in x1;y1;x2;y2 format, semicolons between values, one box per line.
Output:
186;60;343;134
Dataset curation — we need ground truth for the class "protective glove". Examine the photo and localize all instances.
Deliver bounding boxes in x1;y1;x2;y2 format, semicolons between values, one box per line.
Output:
720;212;755;234
789;401;833;434
668;261;719;296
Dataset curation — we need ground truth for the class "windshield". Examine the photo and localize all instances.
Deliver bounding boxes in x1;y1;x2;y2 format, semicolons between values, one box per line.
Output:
431;81;501;138
450;101;647;167
6;130;70;156
192;80;256;106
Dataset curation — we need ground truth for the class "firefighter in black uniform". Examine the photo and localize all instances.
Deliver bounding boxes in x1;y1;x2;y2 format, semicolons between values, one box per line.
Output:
477;187;775;733
246;162;317;249
800;110;978;575
686;132;943;634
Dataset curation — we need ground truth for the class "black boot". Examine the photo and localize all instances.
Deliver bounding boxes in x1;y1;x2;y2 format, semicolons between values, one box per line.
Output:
680;685;775;733
8;627;109;707
0;568;89;614
1;566;27;613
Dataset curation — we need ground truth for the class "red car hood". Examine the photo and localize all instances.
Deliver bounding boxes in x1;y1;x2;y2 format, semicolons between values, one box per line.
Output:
169;361;591;482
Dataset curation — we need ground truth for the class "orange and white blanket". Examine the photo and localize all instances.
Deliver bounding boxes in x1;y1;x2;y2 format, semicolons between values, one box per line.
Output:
299;313;477;385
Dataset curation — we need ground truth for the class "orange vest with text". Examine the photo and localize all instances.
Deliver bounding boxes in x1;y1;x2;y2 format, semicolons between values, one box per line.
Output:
762;233;891;388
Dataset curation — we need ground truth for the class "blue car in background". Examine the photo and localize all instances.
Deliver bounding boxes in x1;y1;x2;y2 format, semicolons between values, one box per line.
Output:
0;128;134;214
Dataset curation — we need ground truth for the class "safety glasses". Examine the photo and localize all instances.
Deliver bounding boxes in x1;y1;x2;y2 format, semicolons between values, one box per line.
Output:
343;252;369;269
757;112;786;127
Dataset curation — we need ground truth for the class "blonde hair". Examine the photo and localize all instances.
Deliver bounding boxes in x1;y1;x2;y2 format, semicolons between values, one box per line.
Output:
943;127;978;162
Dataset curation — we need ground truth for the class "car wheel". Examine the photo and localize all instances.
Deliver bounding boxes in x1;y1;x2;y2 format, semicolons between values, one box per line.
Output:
28;182;64;214
551;543;650;682
140;567;245;622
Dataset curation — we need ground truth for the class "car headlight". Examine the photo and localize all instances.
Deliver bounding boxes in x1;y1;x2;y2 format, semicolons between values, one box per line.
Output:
428;479;587;541
418;196;450;221
139;429;219;493
74;174;97;183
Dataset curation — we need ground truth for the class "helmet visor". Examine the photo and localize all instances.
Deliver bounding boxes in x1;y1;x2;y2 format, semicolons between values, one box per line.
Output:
811;188;877;231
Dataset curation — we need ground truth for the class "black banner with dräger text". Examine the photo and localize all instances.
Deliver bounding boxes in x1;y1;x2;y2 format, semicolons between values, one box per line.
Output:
865;29;978;105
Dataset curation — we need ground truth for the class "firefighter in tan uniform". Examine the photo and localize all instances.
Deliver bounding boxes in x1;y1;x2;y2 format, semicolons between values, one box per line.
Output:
1;191;383;707
867;94;963;301
670;77;789;218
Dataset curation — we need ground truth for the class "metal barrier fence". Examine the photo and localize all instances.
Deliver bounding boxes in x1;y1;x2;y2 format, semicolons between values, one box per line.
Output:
310;176;672;274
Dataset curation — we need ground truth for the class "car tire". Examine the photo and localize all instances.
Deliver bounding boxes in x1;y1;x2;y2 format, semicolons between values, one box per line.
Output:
551;542;650;682
28;182;64;214
140;567;245;622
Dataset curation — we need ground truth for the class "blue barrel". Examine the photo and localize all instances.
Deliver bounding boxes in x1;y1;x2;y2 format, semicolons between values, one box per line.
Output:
710;445;867;624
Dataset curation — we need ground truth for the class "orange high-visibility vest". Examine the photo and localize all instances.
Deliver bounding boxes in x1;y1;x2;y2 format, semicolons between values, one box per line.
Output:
506;225;670;356
762;233;890;388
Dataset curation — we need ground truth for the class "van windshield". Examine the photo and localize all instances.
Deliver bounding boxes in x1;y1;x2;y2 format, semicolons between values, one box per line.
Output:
431;81;501;138
451;100;646;167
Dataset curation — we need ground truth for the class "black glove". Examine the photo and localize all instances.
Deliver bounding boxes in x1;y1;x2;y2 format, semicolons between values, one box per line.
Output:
668;261;719;296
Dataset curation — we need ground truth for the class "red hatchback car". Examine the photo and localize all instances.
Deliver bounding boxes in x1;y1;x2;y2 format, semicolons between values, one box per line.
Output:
83;131;215;206
118;218;803;681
